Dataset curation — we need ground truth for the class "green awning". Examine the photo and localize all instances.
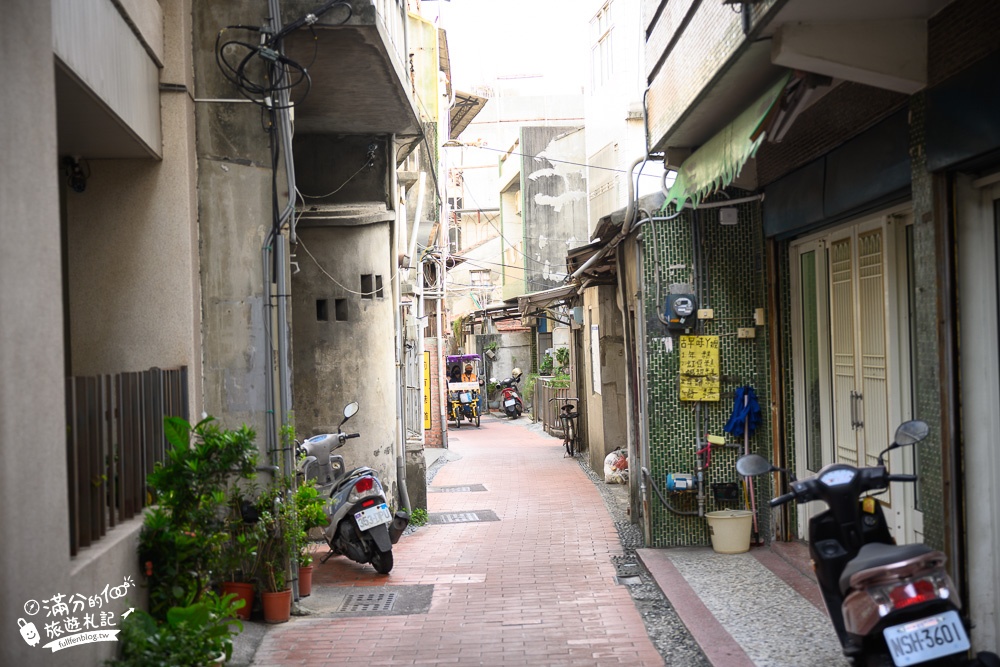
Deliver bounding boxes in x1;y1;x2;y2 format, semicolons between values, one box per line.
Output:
662;73;791;211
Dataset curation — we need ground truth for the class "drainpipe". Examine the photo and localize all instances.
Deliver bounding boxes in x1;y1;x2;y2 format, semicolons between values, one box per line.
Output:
635;233;653;542
263;0;299;600
390;135;411;512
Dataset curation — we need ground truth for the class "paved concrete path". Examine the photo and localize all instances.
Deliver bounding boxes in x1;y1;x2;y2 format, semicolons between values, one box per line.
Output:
252;416;664;666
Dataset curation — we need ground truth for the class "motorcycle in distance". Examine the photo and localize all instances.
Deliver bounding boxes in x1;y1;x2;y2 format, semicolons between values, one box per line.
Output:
737;421;1000;667
297;402;409;574
492;367;523;418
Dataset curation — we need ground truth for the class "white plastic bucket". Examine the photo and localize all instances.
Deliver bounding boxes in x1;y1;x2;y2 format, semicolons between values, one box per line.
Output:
705;510;754;554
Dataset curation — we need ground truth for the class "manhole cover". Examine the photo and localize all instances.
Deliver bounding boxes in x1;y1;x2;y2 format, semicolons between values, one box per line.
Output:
429;484;487;493
300;585;433;618
427;509;500;524
337;591;397;613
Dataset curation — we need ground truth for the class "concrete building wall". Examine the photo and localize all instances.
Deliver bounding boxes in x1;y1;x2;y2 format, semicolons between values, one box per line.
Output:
643;0;780;151
580;286;628;471
0;4;76;665
521;126;588;290
1;2;196;664
291;223;398;496
192;0;284;438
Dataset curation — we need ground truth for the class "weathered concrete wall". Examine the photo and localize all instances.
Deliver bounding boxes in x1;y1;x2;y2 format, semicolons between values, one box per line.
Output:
193;0;282;438
291;223;398;498
521;126;588;290
581;286;628;472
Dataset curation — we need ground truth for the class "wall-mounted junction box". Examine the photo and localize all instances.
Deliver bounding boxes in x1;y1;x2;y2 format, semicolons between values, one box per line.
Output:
737;327;756;338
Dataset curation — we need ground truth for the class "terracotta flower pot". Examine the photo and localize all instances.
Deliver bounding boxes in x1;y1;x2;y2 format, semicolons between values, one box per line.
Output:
220;581;254;621
298;565;314;597
261;589;292;623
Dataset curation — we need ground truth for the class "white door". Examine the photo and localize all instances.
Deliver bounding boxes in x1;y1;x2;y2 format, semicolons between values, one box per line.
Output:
790;210;918;542
956;174;1000;651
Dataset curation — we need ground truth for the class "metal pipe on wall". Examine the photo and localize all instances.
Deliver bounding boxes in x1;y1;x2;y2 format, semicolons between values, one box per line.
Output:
389;135;411;512
635;233;653;543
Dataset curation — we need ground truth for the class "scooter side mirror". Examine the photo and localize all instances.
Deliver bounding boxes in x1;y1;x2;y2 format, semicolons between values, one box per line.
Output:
735;453;774;477
340;401;360;426
878;420;929;465
893;420;929;447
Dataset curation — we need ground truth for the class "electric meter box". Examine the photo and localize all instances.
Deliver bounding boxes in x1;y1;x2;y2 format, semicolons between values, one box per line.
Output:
664;294;698;331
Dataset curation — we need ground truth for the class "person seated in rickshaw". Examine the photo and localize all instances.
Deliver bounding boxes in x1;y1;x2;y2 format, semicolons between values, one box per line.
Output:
461;363;478;383
449;365;462;383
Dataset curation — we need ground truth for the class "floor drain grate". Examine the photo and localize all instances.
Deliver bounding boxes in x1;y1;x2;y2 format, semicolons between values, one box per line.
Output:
429;484;487;493
337;591;398;613
614;575;642;586
427;509;500;524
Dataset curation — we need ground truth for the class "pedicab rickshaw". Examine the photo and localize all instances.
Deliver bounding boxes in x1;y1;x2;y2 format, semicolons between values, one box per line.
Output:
446;354;483;428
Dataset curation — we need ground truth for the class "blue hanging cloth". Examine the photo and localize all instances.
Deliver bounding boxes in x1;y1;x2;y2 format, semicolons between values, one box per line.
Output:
724;386;761;437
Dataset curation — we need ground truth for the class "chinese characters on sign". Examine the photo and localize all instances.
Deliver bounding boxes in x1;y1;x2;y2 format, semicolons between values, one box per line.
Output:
16;576;134;653
679;335;720;401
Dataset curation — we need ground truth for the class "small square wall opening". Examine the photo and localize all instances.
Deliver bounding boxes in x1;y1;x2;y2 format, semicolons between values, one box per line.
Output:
361;274;374;299
335;298;348;321
316;299;328;321
376;275;384;298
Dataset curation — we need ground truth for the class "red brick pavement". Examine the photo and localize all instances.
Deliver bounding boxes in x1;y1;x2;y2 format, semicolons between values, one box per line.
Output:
252;416;664;666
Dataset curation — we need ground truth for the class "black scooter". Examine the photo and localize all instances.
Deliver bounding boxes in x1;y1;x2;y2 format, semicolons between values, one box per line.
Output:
737;421;1000;667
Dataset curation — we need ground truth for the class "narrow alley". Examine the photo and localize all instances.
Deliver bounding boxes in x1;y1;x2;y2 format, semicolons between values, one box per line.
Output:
248;416;666;666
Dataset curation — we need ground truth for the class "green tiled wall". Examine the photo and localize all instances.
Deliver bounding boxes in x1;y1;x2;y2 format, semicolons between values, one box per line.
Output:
643;195;774;547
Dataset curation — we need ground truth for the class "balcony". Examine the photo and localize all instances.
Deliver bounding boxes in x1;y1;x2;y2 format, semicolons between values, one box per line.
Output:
280;0;420;138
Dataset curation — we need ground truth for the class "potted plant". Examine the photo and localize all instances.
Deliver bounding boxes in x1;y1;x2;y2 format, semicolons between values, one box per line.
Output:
218;487;264;620
108;592;244;666
140;417;257;619
292;481;328;597
255;483;295;623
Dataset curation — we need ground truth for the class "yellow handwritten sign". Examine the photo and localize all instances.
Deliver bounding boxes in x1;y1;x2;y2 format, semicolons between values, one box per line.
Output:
679;335;720;401
423;351;431;429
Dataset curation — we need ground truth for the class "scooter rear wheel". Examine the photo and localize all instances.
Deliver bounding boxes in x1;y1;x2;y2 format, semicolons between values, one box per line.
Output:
371;550;393;574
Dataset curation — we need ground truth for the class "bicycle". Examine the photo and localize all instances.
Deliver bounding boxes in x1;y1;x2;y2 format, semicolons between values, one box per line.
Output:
550;397;580;457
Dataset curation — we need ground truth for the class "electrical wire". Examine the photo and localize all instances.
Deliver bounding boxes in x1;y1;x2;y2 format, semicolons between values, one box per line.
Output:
214;1;352;109
296;146;377;199
464;144;667;178
298;237;402;296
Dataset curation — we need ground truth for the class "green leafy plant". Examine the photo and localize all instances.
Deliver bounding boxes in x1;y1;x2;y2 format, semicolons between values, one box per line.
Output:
409;507;429;527
539;353;554;375
255;481;297;593
108;592;244;666
521;372;541;409
219;486;266;584
140;417;258;618
293;481;328;566
546;372;572;389
554;347;570;371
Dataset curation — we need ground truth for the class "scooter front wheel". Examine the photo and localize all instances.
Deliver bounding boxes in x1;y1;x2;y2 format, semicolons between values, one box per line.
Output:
371;549;393;574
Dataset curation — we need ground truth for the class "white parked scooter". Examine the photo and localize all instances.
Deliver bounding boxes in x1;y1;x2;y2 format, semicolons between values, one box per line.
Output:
297;402;408;574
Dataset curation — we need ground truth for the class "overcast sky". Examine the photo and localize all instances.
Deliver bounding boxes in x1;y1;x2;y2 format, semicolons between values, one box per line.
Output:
431;0;593;93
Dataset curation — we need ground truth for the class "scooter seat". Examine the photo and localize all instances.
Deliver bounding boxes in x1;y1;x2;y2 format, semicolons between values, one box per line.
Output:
839;542;936;595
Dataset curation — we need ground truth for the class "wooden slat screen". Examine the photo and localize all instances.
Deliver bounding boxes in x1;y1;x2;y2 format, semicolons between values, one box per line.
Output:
66;367;188;557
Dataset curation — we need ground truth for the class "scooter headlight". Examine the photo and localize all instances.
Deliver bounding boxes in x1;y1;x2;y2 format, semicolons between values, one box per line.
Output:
348;476;383;503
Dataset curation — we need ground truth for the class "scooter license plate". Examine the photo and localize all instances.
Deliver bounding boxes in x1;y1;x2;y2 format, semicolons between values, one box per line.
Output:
504;399;517;407
355;503;392;532
883;610;970;666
